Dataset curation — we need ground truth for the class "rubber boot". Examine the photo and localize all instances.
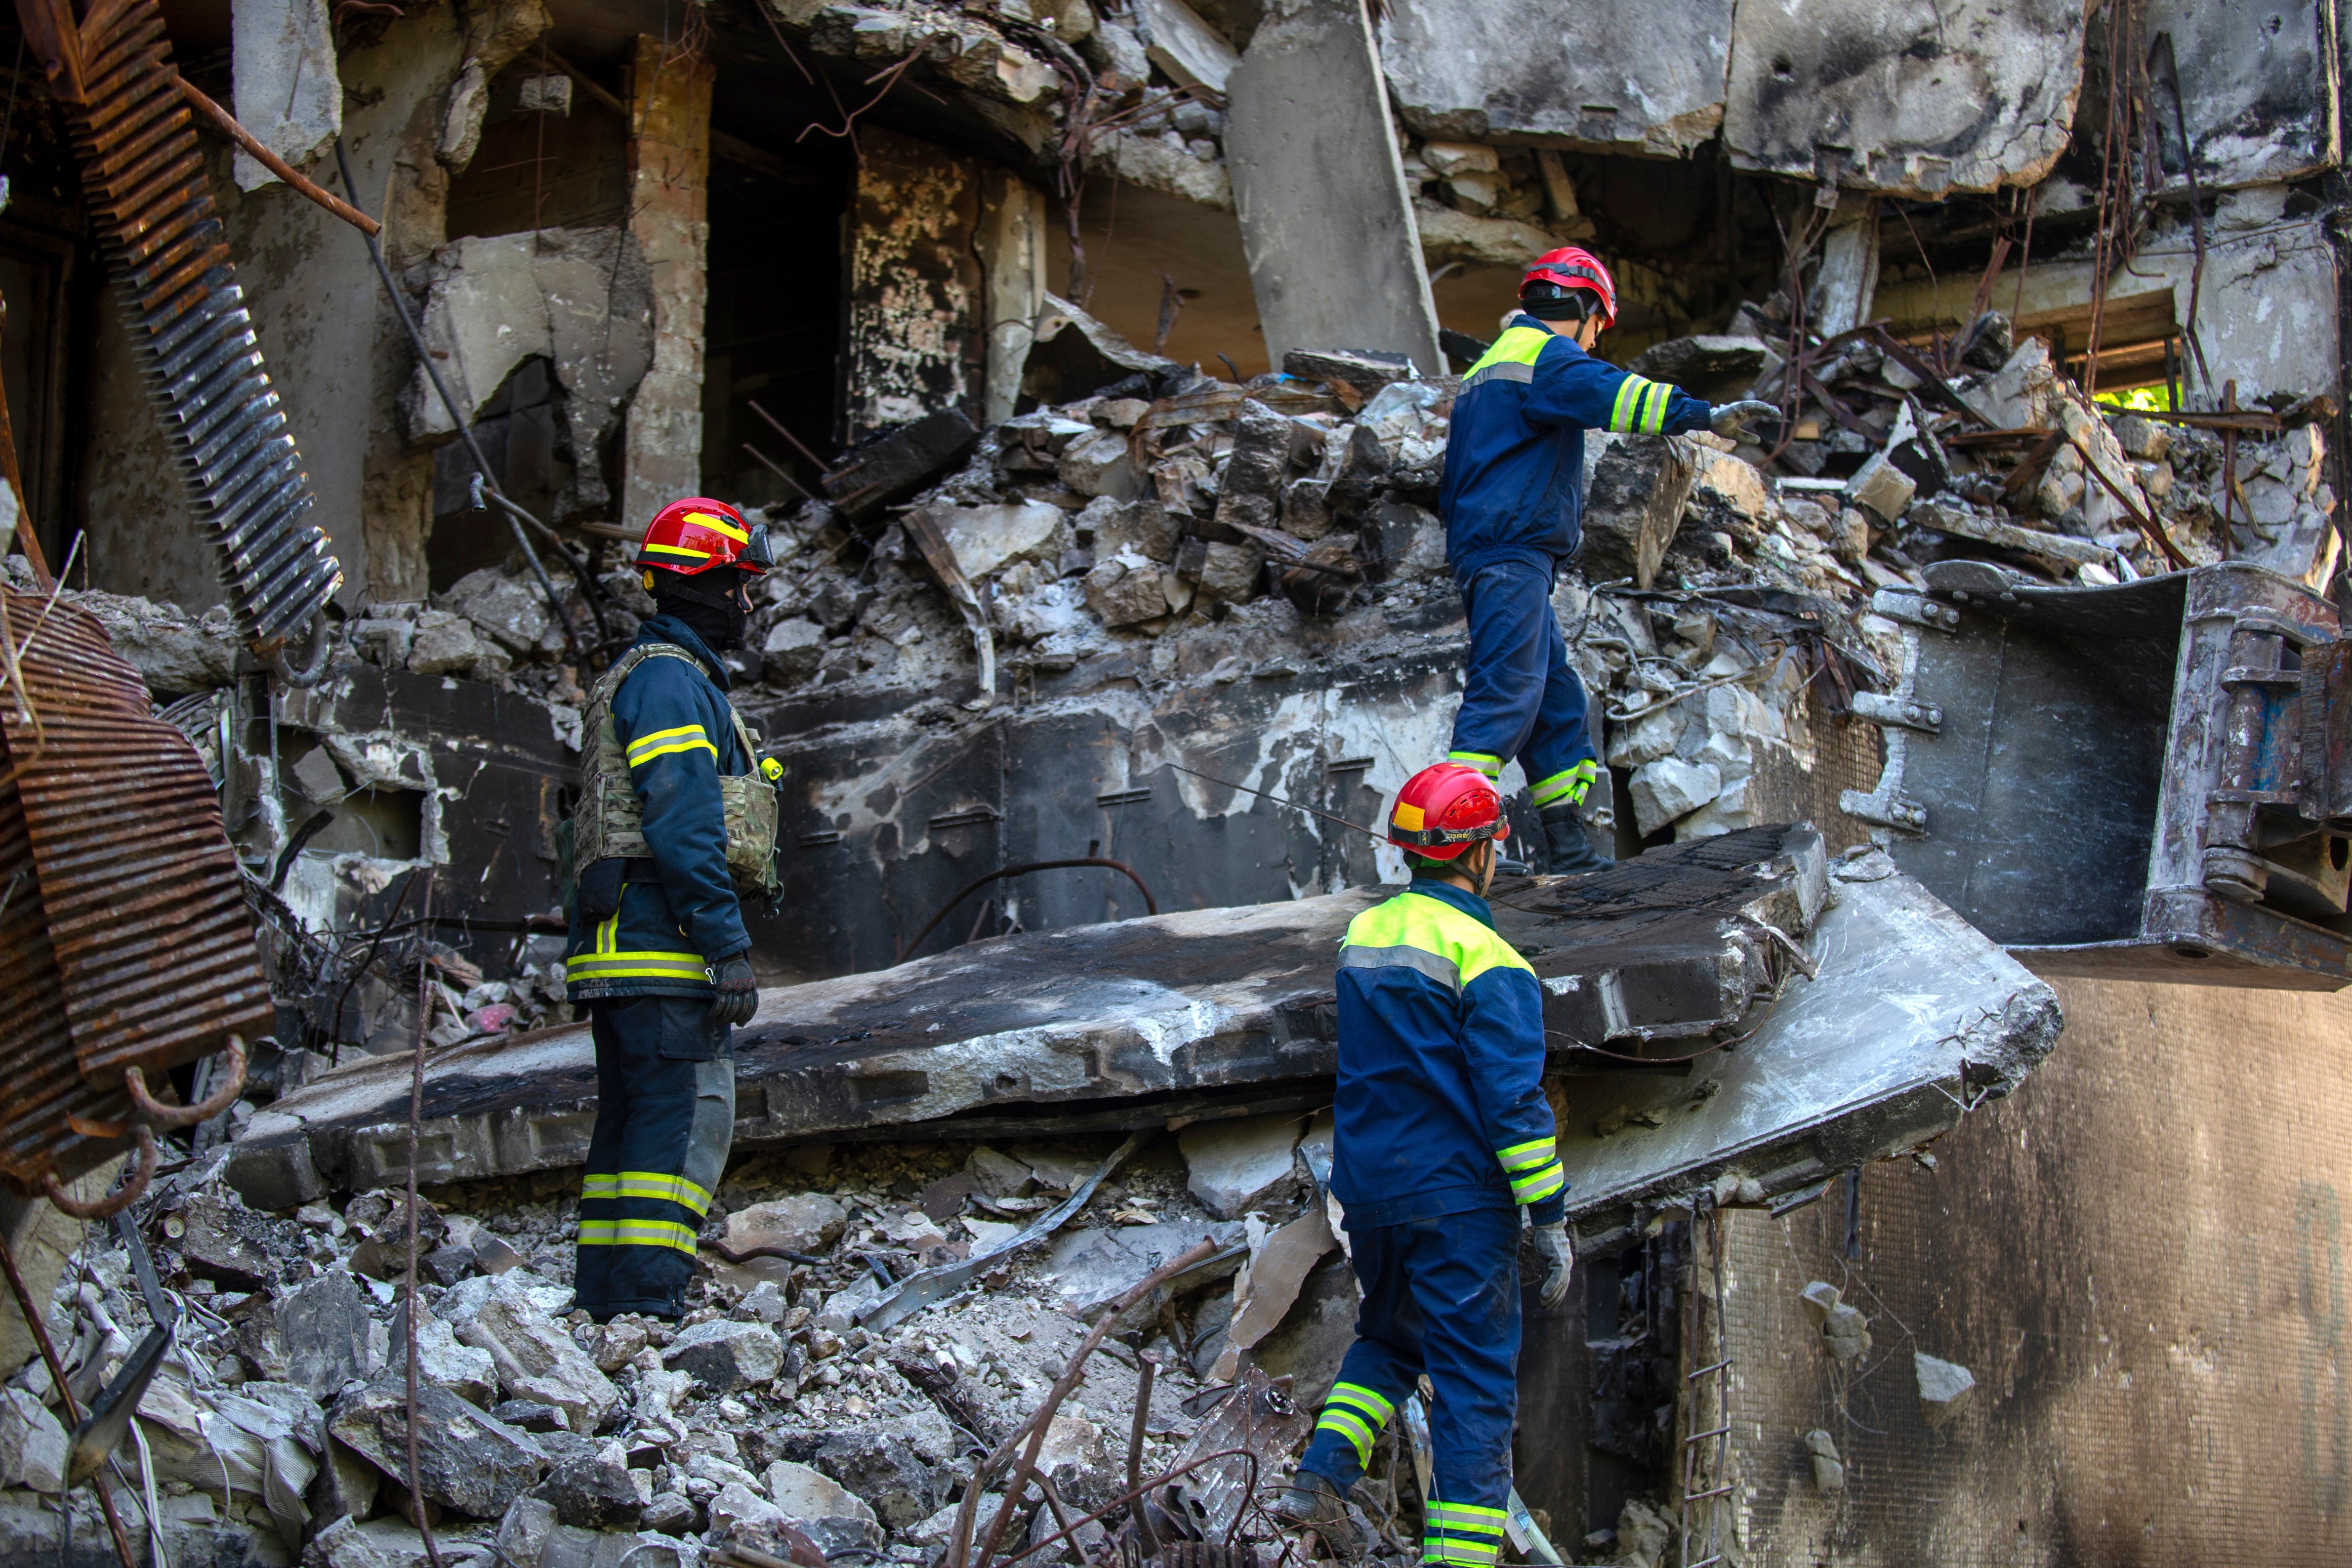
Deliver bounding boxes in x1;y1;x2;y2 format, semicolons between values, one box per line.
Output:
1542;802;1613;876
1272;1471;1367;1557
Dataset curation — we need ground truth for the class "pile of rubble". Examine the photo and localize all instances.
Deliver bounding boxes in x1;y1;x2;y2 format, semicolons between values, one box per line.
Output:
27;305;2333;860
0;1115;1397;1568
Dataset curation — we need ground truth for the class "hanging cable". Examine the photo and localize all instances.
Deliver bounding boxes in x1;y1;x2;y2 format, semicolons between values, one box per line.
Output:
331;137;613;658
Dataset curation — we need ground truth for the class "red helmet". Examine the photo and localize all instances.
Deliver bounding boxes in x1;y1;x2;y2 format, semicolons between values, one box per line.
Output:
1387;763;1510;862
638;498;777;577
1520;246;1617;329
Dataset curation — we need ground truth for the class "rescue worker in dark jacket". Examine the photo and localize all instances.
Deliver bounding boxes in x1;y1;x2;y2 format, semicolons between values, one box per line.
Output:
1273;763;1576;1557
564;497;781;1321
1440;247;1775;874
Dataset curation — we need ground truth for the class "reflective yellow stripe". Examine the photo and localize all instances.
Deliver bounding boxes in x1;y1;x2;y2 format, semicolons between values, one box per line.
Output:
1511;1163;1567;1204
685;510;749;543
1643;380;1672;434
1530;761;1599;807
1343;890;1534;989
577;1219;699;1254
629;736;720;765
1447;750;1504;779
628;724;719;767
609;1171;716;1215
1426;1504;1508;1532
1497;1138;1557;1172
640;541;712;560
1422;1543;1500;1566
583;1174;617;1199
565;950;711;982
1327;1382;1395;1423
628;724;708;755
1315;1408;1376;1465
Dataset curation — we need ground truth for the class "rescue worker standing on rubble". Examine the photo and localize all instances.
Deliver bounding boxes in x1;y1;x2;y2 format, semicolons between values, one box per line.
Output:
1274;763;1573;1558
563;498;784;1323
1440;247;1775;875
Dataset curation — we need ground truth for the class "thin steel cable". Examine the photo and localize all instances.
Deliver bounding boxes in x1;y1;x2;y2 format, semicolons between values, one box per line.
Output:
404;869;446;1568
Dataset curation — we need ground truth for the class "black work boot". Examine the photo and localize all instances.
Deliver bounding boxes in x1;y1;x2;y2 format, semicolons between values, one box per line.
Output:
1272;1471;1366;1557
1542;802;1613;876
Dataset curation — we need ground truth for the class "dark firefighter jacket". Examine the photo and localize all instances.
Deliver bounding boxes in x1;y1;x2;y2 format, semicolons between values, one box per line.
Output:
564;615;754;1002
1439;314;1715;582
1330;879;1568;1231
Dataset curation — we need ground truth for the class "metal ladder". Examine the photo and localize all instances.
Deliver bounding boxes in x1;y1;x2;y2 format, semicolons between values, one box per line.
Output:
1677;1198;1735;1568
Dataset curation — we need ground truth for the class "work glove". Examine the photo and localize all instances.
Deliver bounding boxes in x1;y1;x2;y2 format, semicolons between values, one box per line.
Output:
1532;1224;1575;1309
1709;399;1780;438
709;957;759;1027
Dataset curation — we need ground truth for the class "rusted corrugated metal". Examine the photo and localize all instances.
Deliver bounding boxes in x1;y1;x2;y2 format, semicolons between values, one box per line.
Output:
13;0;339;645
0;732;141;1191
0;593;268;1194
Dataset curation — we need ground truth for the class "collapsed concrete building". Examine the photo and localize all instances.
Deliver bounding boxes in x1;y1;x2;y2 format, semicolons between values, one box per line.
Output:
0;0;2347;1562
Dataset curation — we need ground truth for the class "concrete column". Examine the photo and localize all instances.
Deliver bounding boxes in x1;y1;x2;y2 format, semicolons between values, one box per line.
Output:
1811;196;1881;338
1224;0;1442;375
619;35;714;533
978;171;1050;426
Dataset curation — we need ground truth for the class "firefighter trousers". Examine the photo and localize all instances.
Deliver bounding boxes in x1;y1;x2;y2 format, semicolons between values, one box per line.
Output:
1298;1207;1522;1567
572;996;734;1320
1447;560;1599;811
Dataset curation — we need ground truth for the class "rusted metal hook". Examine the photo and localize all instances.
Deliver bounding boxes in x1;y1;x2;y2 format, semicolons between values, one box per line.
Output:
43;1125;156;1219
123;1034;248;1129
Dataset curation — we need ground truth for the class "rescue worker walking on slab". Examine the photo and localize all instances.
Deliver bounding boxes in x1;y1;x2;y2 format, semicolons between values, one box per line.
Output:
563;498;785;1323
1273;763;1576;1557
1440;247;1775;874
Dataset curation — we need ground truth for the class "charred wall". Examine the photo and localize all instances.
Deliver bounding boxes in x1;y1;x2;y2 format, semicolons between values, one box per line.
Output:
1701;975;2352;1565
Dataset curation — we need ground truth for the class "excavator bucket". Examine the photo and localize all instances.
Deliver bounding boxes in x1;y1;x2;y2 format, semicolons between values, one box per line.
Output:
1840;557;2352;988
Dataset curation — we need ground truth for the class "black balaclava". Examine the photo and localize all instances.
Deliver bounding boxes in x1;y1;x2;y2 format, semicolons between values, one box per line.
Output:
655;566;751;652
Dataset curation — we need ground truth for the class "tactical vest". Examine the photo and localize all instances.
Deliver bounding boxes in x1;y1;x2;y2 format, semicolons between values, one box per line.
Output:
570;643;780;898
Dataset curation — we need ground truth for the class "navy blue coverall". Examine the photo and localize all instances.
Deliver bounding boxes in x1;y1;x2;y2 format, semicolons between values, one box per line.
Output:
564;615;755;1318
1440;316;1714;809
1298;880;1568;1566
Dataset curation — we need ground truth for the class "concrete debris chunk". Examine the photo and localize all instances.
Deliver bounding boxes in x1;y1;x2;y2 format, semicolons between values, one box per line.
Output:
534;1441;653;1529
1179;1112;1306;1218
1845;451;1918;523
808;1426;945;1528
447;1272;623;1434
0;1388;66;1493
1798;1280;1842;1325
325;1379;546;1519
276;1266;372;1395
662;1317;786;1393
1582;435;1698;589
1805;1428;1845;1491
1821;1302;1872;1362
1630;757;1722;837
1915;1351;1977;1427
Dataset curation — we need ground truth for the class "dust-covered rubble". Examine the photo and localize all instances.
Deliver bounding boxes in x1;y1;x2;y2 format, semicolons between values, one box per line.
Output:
4;1126;1382;1568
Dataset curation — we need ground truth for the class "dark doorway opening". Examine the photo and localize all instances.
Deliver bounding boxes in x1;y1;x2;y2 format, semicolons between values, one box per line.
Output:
699;77;853;507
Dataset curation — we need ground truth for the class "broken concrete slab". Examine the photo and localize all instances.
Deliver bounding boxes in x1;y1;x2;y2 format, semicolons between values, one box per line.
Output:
228;824;2050;1253
1380;0;1730;158
1723;0;2084;196
1556;845;2060;1254
1227;0;1443;375
237;827;1835;1191
824;410;982;524
1134;0;1239;93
